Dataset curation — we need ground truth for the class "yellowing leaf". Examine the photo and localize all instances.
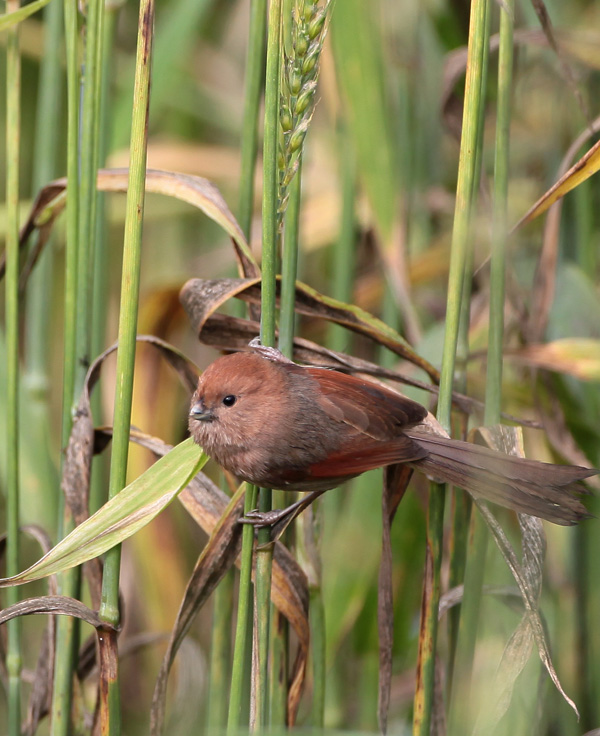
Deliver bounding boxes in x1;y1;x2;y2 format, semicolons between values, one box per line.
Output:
510;338;600;381
0;438;207;587
514;138;600;228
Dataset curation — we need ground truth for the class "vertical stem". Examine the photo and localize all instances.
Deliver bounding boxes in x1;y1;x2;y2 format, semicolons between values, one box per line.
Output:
59;0;80;455
228;0;268;730
412;1;489;733
75;0;105;392
253;0;283;727
238;0;268;241
26;0;63;380
278;166;301;357
5;1;22;732
99;0;154;625
448;6;510;732
97;0;154;729
260;0;282;350
50;0;81;727
484;0;513;425
227;484;259;734
207;570;235;731
447;0;492;703
310;587;326;727
90;3;118;515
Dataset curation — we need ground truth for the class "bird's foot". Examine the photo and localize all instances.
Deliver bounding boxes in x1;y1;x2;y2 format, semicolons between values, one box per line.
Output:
239;507;295;528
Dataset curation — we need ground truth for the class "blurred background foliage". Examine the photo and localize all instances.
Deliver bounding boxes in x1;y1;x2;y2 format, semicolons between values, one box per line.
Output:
1;0;600;733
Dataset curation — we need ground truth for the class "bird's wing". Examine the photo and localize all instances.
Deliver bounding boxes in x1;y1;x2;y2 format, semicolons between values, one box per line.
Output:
303;366;427;441
307;435;427;477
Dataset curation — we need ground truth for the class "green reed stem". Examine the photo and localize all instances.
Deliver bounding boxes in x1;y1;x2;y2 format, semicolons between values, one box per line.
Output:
413;1;489;734
50;0;81;731
446;0;492;708
484;0;513;425
227;484;259;734
448;8;510;730
278;164;301;357
238;0;268;240
59;0;80;456
253;0;282;727
26;0;62;382
5;1;22;732
90;3;118;515
260;0;281;350
75;0;105;393
450;6;512;732
268;138;302;731
227;1;268;730
98;0;154;729
99;0;154;626
208;568;234;731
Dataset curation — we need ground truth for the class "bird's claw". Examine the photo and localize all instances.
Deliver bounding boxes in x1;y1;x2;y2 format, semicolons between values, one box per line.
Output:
239;508;289;528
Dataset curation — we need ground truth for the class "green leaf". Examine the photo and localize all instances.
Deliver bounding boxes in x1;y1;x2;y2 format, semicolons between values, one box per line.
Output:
0;438;207;586
0;0;51;31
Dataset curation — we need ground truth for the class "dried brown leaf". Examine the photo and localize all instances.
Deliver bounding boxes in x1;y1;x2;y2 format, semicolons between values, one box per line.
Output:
150;482;246;736
0;596;114;629
180;277;440;380
0;168;259;286
122;432;309;731
62;335;199;608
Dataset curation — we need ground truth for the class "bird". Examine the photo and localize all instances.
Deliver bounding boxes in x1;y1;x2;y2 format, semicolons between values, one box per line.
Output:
188;344;594;528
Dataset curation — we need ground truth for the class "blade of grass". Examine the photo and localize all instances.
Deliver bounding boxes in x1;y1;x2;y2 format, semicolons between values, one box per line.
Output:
413;1;490;733
97;0;155;729
0;0;51;30
0;440;206;585
5;0;22;732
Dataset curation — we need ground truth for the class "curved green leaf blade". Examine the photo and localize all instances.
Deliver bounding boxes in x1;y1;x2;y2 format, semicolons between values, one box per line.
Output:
0;0;51;31
0;438;206;586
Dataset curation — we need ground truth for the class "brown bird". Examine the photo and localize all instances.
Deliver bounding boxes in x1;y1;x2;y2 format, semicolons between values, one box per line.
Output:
188;345;594;527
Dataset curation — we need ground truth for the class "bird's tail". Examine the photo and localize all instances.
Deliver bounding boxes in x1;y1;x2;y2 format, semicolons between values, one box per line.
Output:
407;431;595;525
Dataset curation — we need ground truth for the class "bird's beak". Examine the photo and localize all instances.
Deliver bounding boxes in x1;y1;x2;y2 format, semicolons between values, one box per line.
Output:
189;400;214;422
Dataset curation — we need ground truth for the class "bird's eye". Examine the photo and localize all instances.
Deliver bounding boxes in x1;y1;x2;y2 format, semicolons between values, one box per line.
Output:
222;395;237;407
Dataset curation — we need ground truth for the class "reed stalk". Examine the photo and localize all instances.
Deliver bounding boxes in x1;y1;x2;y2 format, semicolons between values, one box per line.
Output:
5;1;22;732
253;0;283;723
50;0;81;731
97;0;154;729
413;1;490;733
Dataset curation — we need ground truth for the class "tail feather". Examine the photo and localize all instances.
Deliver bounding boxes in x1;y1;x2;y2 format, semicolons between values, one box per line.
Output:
408;431;595;526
